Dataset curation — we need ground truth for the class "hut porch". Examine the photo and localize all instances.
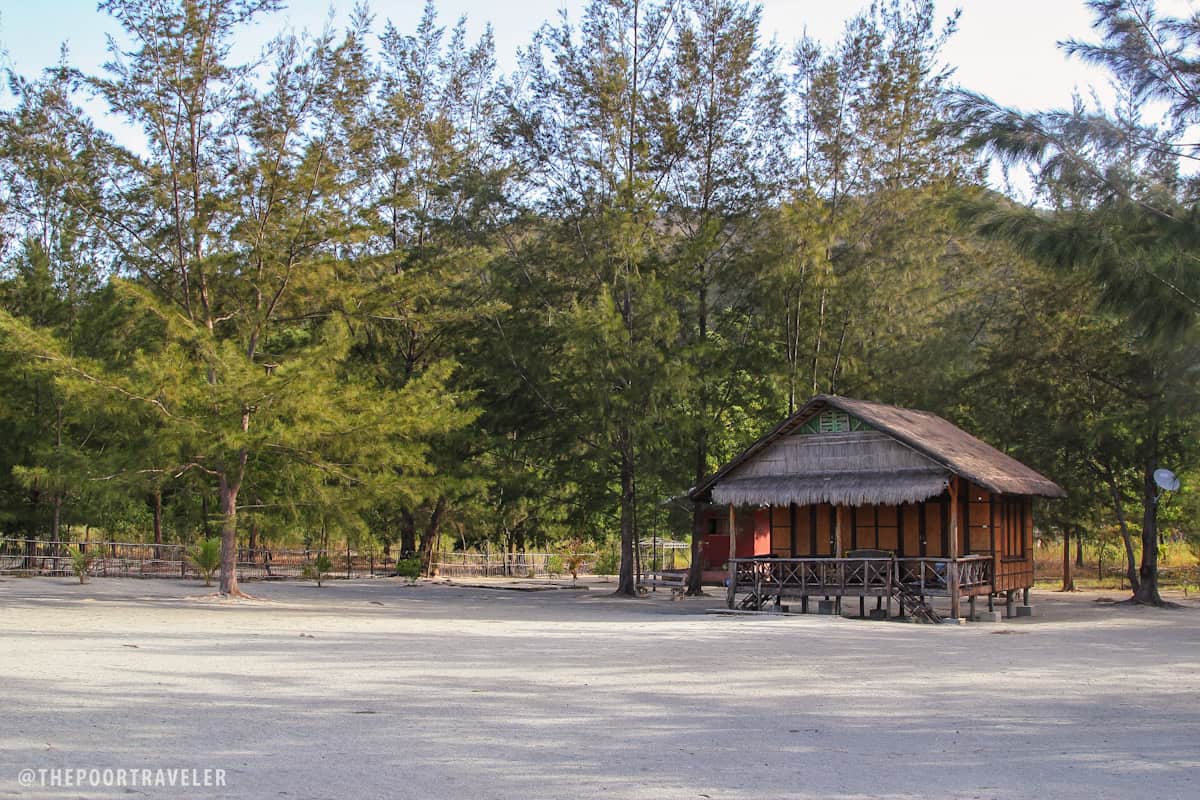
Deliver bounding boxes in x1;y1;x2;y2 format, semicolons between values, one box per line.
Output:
726;553;1001;622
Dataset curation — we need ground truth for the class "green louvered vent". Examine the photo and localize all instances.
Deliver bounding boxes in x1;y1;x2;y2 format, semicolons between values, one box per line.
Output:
796;410;871;435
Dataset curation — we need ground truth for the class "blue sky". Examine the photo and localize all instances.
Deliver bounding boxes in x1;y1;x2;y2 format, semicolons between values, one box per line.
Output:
0;1;1148;109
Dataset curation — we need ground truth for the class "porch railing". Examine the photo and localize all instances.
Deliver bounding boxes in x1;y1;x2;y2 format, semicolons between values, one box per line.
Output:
895;555;992;595
728;554;993;609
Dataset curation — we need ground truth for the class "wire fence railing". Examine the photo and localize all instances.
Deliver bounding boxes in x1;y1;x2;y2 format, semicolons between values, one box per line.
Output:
431;551;595;579
1;539;702;583
0;538;398;580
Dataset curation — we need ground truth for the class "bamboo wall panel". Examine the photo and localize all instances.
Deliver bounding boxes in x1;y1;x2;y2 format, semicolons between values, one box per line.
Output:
854;506;877;550
770;506;791;556
1025;501;1034;554
815;505;832;555
902;504;922;555
795;507;813;556
877;524;899;552
924;503;945;557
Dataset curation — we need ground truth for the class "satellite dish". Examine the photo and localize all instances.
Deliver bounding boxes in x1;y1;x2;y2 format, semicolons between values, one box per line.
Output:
1153;468;1181;492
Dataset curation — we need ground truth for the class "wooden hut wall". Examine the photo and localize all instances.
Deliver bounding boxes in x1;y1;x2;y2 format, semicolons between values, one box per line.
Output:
992;495;1034;591
768;499;949;557
902;504;922;555
770;506;791;557
965;482;992;554
757;479;1034;564
714;482;1036;591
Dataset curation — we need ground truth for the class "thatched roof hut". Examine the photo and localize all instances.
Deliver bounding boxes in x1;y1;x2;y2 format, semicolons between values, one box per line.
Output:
689;395;1065;507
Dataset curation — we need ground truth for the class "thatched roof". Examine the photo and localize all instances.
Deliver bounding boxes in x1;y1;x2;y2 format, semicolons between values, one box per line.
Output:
712;470;951;507
690;395;1065;506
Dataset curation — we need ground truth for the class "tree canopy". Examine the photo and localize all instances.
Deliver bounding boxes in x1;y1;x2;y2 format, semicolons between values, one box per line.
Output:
0;0;1195;603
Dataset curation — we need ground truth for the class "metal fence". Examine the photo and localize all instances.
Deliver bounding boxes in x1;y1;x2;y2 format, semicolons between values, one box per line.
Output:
431;551;594;579
0;538;398;580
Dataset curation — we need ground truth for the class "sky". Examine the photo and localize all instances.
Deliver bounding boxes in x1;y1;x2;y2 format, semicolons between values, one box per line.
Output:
0;1;1196;131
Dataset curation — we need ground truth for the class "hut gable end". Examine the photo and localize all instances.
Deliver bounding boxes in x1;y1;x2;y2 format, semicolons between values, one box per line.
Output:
725;431;940;481
690;395;1066;505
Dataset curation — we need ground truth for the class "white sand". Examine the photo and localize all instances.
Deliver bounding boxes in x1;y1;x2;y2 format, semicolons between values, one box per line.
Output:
1;577;1197;799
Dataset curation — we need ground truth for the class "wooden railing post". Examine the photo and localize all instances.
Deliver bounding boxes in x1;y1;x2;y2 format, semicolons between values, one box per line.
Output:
948;480;961;620
948;560;960;619
726;503;737;607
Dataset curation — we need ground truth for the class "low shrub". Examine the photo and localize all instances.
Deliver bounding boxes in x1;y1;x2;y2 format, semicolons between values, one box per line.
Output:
69;547;97;584
395;557;421;581
593;549;619;576
303;552;334;587
189;538;222;587
561;539;588;587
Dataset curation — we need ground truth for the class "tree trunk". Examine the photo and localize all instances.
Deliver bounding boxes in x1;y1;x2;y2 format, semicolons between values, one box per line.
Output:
217;474;240;595
400;510;417;557
1075;531;1084;568
1061;528;1075;592
418;496;446;577
51;405;63;542
1132;464;1164;605
50;494;62;542
615;430;637;597
513;527;526;577
217;440;248;596
201;491;213;539
1104;470;1140;593
151;489;163;545
686;271;709;597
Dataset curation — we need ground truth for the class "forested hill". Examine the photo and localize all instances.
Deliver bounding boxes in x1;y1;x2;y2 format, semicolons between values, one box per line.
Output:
1;0;1196;602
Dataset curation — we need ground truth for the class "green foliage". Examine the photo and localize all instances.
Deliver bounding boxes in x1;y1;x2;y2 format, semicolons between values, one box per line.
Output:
303;553;334;588
189;538;222;587
544;554;564;578
69;547;97;584
394;557;421;581
1;0;1196;608
593;548;620;576
945;0;1200;604
560;538;589;586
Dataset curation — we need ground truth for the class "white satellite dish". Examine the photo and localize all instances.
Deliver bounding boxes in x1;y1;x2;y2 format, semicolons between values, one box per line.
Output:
1153;468;1181;492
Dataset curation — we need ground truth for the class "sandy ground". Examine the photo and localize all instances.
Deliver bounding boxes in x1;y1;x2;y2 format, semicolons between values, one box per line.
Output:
0;577;1198;800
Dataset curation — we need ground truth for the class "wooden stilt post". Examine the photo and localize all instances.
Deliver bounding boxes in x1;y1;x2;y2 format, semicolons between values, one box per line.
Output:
726;503;737;609
948;480;961;621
